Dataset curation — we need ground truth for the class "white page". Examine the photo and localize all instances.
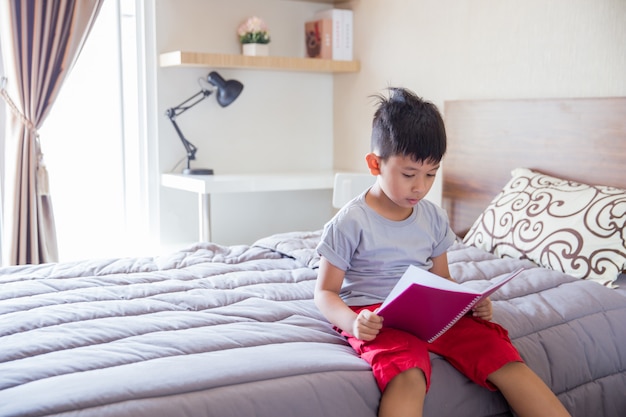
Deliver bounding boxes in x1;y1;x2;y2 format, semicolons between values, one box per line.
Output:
381;266;524;310
381;265;478;310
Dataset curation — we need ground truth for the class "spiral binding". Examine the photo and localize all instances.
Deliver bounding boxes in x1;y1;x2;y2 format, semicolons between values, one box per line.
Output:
428;295;482;343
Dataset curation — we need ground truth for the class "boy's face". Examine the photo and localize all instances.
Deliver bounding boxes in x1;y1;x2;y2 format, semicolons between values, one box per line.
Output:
377;154;440;208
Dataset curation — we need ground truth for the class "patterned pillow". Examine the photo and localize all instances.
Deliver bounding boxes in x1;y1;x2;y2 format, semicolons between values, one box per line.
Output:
463;168;626;287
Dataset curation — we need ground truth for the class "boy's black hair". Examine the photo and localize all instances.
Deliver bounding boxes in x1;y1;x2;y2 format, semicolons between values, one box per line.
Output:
371;88;446;163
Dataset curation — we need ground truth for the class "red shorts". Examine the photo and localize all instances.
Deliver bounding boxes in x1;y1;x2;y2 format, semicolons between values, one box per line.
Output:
343;304;523;393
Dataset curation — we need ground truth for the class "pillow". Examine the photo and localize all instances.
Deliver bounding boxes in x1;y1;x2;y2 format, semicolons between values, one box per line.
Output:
463;168;626;287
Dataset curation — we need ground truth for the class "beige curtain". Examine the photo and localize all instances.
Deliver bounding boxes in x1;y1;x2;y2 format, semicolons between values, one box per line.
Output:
0;0;104;265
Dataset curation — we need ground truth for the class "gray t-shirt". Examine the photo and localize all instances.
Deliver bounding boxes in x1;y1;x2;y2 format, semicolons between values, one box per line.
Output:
316;189;457;306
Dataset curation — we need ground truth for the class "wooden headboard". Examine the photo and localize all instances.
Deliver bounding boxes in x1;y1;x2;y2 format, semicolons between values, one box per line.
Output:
442;97;626;237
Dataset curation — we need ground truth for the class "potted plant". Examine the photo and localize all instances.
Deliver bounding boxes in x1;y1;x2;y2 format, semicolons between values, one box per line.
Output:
237;16;271;56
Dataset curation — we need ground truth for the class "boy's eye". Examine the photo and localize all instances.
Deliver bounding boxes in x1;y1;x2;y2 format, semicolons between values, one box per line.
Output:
402;173;414;178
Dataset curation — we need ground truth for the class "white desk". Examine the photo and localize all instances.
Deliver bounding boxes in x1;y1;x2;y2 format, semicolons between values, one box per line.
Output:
161;171;336;242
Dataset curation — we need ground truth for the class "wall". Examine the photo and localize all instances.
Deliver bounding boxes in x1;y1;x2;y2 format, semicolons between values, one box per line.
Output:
153;0;626;249
154;0;340;248
0;0;623;256
333;0;626;203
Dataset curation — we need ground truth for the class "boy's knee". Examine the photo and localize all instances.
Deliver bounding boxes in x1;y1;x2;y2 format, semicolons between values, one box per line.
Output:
487;361;526;386
390;368;427;392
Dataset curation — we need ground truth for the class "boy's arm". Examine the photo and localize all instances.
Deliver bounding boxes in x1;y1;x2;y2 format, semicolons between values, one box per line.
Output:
429;252;454;281
314;257;383;341
429;252;493;320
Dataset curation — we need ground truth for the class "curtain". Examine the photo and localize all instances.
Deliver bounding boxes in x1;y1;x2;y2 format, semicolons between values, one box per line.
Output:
0;0;104;265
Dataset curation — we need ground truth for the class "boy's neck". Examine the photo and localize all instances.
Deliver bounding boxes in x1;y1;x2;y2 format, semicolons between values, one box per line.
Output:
365;185;414;221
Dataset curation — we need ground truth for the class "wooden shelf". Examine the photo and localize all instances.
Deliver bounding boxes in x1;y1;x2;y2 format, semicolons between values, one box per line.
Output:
159;51;360;73
286;0;347;3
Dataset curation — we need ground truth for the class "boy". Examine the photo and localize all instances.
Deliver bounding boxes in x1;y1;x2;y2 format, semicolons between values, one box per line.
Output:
314;88;571;417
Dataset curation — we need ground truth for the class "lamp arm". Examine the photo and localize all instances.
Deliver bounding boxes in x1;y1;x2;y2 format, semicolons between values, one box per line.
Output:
168;117;197;162
165;89;212;118
165;89;213;166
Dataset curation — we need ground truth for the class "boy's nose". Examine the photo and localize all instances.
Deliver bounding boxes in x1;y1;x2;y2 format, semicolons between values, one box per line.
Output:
412;177;426;193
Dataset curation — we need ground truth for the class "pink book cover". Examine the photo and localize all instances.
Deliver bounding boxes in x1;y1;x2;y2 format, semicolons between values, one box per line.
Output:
305;19;332;59
378;266;524;343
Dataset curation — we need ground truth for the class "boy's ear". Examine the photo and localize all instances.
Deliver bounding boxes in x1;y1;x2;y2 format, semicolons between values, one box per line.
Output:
365;153;381;175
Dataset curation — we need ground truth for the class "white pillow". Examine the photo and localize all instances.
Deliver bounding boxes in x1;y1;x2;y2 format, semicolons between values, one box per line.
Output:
463;168;626;287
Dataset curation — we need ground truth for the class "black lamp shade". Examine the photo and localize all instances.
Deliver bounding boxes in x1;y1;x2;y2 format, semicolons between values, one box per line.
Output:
207;71;244;107
166;70;244;175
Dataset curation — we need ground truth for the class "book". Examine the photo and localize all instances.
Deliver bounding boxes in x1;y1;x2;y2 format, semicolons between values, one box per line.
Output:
377;266;524;343
305;19;333;59
313;8;353;60
340;9;353;61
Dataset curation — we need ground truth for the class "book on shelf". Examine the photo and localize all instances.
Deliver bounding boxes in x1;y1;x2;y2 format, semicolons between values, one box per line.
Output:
341;9;353;61
305;19;333;59
311;8;353;61
377;266;524;343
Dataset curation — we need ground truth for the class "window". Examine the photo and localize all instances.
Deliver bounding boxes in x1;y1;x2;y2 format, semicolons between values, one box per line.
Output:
36;0;152;262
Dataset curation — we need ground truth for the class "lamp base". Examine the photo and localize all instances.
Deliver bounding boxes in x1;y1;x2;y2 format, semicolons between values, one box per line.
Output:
183;168;214;175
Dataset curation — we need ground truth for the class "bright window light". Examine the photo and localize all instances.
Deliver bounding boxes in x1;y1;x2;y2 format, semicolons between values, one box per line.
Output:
39;0;149;262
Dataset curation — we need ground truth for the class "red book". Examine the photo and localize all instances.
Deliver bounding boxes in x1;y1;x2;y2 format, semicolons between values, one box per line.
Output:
378;266;524;343
305;19;333;59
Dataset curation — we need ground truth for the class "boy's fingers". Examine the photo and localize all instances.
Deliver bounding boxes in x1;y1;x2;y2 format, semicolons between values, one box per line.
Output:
362;309;383;323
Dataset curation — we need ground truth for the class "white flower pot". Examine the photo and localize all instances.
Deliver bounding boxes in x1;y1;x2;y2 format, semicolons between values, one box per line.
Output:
242;43;269;56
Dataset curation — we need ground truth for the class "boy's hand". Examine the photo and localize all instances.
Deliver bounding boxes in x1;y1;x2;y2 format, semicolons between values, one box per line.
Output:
352;309;384;341
472;297;493;321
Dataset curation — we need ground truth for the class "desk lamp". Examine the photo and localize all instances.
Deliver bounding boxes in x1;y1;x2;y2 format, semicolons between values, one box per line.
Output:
165;71;244;175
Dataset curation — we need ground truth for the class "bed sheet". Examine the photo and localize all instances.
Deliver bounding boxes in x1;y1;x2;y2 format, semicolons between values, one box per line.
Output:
1;231;625;417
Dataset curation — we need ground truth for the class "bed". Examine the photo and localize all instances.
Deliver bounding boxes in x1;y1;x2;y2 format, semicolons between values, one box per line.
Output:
1;97;625;417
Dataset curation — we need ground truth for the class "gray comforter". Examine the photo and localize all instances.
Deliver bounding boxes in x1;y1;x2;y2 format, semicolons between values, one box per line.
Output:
1;231;625;417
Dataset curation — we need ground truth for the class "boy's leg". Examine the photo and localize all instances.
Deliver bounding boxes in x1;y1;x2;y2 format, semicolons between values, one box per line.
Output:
430;316;571;417
429;316;522;391
344;305;432;393
344;305;430;417
488;362;571;417
343;325;431;392
345;328;429;417
379;368;426;417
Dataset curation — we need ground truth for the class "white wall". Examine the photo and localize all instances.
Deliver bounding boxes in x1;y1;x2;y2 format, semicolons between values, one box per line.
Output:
153;0;626;249
334;0;626;203
154;0;339;248
1;0;624;257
